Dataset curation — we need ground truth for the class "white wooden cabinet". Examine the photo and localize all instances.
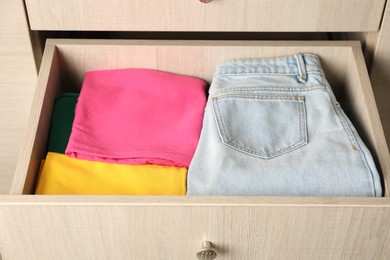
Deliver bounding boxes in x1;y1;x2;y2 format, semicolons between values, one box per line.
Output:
0;39;389;259
0;0;37;194
1;0;390;259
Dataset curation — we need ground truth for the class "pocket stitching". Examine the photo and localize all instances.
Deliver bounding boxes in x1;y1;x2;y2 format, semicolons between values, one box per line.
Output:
212;94;308;159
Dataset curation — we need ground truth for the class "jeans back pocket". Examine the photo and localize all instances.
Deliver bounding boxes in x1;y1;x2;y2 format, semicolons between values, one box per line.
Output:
212;93;308;159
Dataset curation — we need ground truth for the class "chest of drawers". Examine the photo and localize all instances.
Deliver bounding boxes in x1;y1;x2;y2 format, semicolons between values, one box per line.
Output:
0;39;389;259
1;0;390;259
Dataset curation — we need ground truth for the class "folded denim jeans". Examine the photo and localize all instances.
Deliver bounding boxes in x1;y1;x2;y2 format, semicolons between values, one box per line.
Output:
187;54;382;196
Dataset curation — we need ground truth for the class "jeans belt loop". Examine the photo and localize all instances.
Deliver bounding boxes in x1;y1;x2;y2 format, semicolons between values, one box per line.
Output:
295;54;307;83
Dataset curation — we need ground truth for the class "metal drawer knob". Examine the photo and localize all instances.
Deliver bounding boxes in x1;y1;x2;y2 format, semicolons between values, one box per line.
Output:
197;241;217;260
199;0;214;3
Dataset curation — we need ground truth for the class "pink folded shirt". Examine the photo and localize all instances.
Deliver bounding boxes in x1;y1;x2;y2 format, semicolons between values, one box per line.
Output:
65;68;207;167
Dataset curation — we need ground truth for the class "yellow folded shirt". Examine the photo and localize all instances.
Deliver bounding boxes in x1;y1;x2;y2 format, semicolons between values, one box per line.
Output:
35;152;187;195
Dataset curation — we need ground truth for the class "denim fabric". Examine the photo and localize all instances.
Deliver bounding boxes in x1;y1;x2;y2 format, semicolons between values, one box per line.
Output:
187;54;382;196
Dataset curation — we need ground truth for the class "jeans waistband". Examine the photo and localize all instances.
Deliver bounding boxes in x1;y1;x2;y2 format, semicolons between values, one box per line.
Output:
214;54;325;83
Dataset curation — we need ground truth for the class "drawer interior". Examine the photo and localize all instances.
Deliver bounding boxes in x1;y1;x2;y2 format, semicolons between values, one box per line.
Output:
12;39;390;197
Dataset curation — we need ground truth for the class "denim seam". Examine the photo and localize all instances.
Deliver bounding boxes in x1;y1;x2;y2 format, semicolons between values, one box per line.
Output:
334;105;360;150
217;53;319;64
325;81;359;147
295;54;307;82
212;95;308;159
320;78;358;146
300;96;308;146
214;94;304;100
335;106;376;196
214;71;325;78
352;131;377;196
210;85;326;96
211;99;230;147
321;79;376;196
336;107;376;196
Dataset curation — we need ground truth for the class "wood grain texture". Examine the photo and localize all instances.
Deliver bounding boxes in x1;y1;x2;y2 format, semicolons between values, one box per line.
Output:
0;198;389;259
1;195;390;207
370;1;390;152
345;32;379;69
11;44;61;195
12;40;390;197
346;47;390;195
0;0;37;194
24;0;386;32
4;40;390;259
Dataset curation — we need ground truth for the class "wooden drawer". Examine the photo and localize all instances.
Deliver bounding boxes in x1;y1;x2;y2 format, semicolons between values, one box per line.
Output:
1;39;390;259
24;0;386;32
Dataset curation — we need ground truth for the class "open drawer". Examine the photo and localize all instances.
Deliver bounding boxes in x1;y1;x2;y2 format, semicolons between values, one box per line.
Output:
1;40;390;259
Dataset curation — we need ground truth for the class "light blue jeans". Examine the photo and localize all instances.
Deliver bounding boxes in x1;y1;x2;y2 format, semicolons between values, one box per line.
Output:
187;54;382;196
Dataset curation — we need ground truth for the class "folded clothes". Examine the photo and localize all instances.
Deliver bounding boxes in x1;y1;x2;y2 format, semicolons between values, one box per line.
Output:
65;69;207;167
35;152;187;195
47;93;79;154
187;54;382;196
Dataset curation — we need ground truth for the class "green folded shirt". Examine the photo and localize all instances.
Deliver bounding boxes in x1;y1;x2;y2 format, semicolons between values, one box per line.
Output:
47;93;79;154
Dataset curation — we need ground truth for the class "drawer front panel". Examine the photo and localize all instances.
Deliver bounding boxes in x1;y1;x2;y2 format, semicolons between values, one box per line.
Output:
25;0;386;32
0;202;390;259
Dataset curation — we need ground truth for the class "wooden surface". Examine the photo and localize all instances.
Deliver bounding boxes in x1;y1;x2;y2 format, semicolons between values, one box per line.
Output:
1;31;390;260
24;0;386;32
370;1;390;151
11;44;61;195
0;0;37;194
11;40;390;196
1;195;390;206
345;47;390;196
0;3;389;259
0;196;389;259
